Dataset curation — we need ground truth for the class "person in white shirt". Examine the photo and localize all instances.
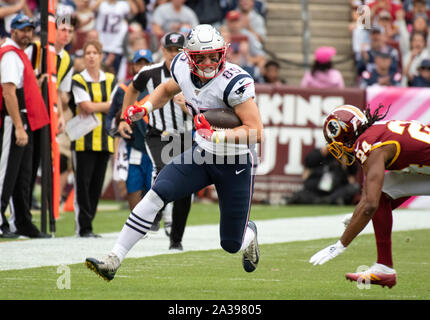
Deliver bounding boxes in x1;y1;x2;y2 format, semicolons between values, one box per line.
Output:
0;14;50;239
93;0;138;74
151;0;199;38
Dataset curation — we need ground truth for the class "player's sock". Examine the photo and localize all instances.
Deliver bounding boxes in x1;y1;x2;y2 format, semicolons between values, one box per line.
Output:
112;189;165;262
372;194;393;267
162;202;173;225
240;224;255;251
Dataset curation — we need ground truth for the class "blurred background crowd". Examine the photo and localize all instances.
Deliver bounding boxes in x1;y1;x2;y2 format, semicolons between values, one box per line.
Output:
3;0;428;90
0;0;275;84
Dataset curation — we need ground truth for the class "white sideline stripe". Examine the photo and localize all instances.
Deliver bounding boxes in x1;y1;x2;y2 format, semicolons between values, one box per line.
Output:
0;210;429;271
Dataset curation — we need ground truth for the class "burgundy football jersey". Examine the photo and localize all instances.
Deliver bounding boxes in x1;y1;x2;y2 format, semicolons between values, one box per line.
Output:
354;120;430;173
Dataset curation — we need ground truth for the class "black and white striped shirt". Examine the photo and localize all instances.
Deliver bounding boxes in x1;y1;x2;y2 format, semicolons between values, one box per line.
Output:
132;61;191;134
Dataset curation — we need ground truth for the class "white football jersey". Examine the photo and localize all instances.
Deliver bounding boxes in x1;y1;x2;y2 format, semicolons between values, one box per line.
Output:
171;52;256;156
95;1;130;54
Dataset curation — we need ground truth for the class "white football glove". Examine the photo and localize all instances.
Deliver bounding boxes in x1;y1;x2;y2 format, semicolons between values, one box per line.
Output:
342;213;353;229
309;240;346;266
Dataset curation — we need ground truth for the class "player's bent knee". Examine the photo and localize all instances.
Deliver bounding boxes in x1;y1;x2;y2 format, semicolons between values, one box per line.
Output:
221;240;241;254
152;179;176;203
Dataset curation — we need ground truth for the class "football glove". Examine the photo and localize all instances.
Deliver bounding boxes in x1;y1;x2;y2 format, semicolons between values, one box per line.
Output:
194;114;225;143
342;213;353;229
124;101;153;125
309;240;346;266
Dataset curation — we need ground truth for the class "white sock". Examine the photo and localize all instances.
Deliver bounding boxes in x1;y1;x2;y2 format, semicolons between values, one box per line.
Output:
240;225;255;251
162;202;173;224
112;189;165;262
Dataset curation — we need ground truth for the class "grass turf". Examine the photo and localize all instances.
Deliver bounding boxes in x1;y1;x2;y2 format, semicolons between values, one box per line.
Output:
0;202;429;300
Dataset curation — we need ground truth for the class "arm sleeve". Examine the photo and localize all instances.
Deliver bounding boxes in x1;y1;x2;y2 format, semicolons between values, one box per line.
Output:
72;82;91;104
58;67;74;93
132;69;149;92
0;52;23;86
226;74;256;108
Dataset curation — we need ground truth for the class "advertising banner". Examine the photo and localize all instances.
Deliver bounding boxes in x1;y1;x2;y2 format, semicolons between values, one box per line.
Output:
367;86;430;209
254;85;366;204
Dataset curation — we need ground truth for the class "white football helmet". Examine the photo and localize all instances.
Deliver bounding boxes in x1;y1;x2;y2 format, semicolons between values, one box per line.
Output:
184;24;228;79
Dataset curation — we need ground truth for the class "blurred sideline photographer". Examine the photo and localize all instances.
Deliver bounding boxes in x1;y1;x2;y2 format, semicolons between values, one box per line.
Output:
287;146;360;205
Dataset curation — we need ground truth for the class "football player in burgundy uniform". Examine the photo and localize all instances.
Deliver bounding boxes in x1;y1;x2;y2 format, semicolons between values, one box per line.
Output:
85;24;263;281
309;104;430;288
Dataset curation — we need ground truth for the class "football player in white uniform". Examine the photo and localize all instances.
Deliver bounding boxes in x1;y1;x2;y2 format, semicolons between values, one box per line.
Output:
85;24;264;281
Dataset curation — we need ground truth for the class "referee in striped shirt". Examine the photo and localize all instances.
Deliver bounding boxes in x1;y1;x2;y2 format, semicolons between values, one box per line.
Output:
118;33;192;250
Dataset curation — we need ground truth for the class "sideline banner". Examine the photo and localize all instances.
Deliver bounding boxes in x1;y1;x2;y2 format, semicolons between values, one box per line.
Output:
254;85;366;204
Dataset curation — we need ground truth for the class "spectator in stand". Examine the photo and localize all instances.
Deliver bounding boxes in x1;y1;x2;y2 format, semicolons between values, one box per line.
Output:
185;0;224;28
228;34;261;80
360;48;403;87
0;0;28;38
260;60;286;85
236;0;266;43
369;0;403;21
410;58;430;86
301;46;345;89
224;10;266;74
151;0;199;39
376;9;400;42
356;26;399;75
409;13;430;38
72;0;95;55
131;0;147;31
93;0;139;74
397;7;430;55
56;0;76;17
351;1;372;67
221;0;267;18
401;31;429;85
404;0;430;27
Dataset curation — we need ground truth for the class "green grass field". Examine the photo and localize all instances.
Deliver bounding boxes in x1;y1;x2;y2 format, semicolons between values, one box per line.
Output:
1;202;429;300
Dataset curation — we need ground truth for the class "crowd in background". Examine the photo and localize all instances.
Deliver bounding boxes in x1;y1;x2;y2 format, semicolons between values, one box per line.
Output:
0;0;276;84
3;1;430;96
350;0;430;88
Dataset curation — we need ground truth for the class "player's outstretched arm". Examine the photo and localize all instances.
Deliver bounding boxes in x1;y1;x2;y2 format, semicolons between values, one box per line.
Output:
119;79;182;138
147;78;182;110
339;147;387;247
310;146;390;266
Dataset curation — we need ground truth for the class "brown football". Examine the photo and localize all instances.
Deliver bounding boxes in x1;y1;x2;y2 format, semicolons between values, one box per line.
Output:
203;108;242;129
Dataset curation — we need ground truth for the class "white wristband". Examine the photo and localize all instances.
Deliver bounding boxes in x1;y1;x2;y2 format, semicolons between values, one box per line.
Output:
143;101;153;114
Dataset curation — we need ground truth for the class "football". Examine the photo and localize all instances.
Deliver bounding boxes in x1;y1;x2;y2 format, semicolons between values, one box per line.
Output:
203;108;242;129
